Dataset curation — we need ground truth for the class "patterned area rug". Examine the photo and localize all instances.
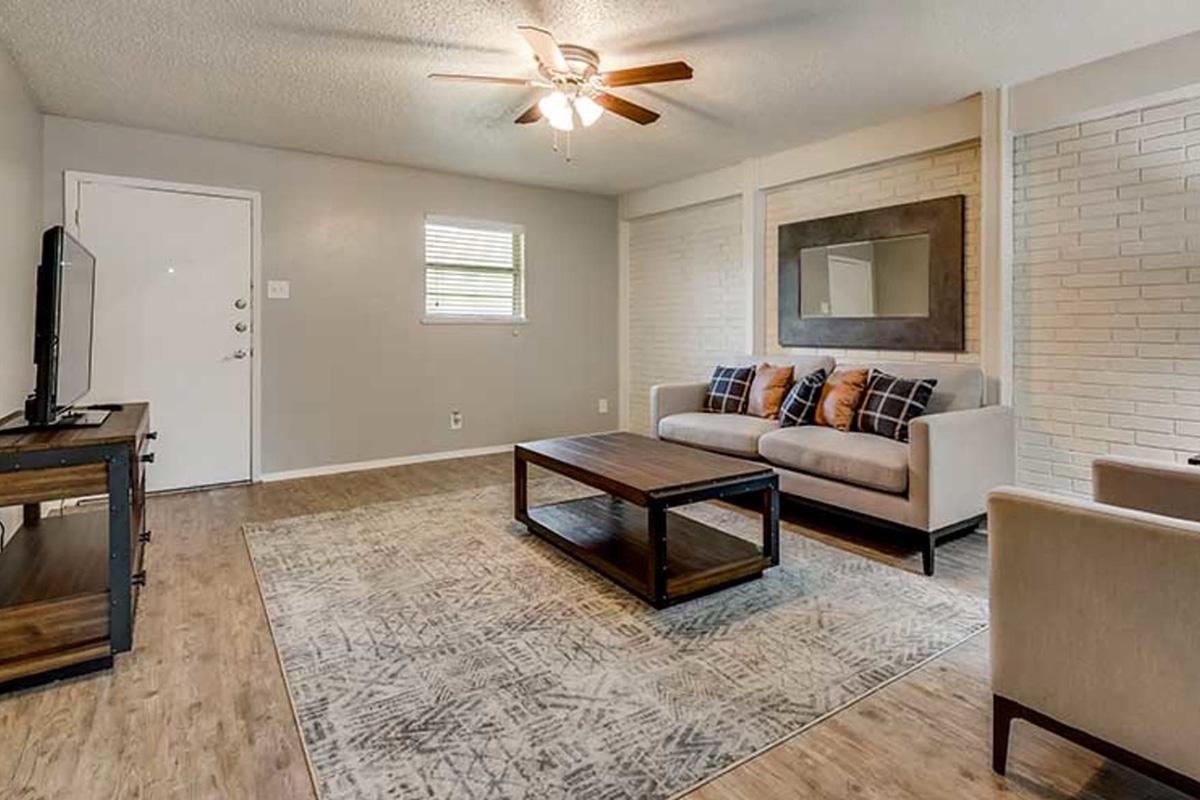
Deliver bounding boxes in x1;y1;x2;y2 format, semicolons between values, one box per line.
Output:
244;479;987;800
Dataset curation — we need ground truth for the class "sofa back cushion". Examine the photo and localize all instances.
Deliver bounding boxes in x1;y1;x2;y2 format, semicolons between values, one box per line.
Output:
840;362;983;413
726;355;836;381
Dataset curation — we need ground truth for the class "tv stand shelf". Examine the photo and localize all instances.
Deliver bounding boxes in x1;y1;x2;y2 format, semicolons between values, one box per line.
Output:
0;402;152;690
0;511;108;605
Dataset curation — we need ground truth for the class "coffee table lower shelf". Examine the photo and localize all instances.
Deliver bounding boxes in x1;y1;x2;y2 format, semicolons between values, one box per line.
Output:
521;495;770;607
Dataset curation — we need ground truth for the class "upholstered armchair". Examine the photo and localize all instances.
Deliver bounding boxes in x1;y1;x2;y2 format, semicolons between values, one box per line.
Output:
987;457;1200;795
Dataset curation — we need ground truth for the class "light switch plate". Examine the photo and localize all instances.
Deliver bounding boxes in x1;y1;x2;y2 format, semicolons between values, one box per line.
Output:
267;280;290;299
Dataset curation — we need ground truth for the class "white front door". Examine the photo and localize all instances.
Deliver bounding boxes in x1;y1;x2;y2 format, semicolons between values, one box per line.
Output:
74;179;254;490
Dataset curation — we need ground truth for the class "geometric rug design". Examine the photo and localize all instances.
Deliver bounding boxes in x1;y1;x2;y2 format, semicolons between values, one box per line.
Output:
244;479;987;800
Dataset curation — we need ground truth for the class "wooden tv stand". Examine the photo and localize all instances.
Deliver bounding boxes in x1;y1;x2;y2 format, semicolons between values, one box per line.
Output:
0;403;153;690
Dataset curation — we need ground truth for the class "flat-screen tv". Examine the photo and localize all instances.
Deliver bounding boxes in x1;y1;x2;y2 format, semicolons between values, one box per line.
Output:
24;226;98;425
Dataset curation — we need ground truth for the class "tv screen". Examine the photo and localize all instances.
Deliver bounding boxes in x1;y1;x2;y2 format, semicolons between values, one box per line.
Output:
27;226;97;424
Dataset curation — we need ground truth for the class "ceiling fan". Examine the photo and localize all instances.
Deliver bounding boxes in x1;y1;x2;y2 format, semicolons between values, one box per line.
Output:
429;25;693;132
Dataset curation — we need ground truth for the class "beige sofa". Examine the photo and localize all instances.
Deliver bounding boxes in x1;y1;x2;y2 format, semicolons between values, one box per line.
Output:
989;458;1200;795
651;356;1014;574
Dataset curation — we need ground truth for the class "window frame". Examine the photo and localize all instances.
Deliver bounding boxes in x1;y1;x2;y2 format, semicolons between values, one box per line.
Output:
421;214;528;325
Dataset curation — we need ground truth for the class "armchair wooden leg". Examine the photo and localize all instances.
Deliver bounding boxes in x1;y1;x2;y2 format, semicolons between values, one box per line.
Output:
993;695;1016;775
990;695;1200;795
922;537;936;576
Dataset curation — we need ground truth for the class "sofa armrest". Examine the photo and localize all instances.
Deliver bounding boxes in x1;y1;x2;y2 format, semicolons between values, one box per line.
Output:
1093;456;1200;522
649;382;708;438
908;405;1015;531
988;487;1200;778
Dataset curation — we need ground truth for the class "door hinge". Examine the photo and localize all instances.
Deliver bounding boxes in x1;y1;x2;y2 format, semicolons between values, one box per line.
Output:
74;206;80;227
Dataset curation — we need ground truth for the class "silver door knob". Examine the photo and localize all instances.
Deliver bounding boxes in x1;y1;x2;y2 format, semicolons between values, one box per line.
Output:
232;349;248;359
234;322;248;333
234;298;247;309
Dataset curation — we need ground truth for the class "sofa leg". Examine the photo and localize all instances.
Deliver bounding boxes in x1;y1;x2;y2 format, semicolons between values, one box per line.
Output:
922;537;935;576
993;695;1015;775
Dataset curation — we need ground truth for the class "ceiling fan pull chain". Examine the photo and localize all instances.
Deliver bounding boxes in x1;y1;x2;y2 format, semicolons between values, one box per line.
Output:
566;131;572;163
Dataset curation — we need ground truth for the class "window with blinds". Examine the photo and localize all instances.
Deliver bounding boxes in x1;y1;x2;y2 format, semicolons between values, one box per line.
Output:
424;216;525;321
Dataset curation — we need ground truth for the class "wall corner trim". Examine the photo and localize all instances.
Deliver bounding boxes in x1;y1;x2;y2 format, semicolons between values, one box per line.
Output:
618;220;632;430
979;86;1014;406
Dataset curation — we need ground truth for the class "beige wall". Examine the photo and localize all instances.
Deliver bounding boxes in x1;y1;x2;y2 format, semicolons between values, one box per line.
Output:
626;197;743;434
765;141;982;362
1012;95;1200;496
0;48;40;413
42;116;619;474
0;45;41;543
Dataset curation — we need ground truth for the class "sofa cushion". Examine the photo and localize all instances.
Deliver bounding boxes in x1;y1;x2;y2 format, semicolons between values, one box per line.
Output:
704;365;756;414
746;363;794;419
854;371;937;443
780;368;827;427
659;412;778;458
814;368;869;431
758;426;910;494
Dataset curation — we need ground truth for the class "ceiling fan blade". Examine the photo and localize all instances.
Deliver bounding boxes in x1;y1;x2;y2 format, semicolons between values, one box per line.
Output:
514;102;543;124
595;92;661;125
517;25;568;72
429;73;540;86
599;61;693;87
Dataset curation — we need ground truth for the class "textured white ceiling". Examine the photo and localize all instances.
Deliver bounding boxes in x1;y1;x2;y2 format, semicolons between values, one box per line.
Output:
3;1;1200;195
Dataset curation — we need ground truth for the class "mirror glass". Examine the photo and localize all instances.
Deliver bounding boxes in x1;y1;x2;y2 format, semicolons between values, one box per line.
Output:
799;233;930;318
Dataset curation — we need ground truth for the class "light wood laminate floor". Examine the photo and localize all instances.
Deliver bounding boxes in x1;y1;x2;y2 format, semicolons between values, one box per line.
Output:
0;454;1184;799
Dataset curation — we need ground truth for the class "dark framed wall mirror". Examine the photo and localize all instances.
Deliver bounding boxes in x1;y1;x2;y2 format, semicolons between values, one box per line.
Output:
777;195;965;351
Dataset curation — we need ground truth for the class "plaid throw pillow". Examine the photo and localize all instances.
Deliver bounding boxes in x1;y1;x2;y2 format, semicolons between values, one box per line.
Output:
855;371;937;442
779;368;828;428
704;365;756;413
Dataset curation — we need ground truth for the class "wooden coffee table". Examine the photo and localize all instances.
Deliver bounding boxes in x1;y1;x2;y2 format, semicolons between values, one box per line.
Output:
514;432;779;608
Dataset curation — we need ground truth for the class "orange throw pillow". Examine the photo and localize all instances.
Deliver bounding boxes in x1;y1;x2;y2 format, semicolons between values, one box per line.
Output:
815;368;869;431
746;363;795;419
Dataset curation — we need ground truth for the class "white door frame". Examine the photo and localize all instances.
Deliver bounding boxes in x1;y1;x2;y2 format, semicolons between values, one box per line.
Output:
64;170;264;482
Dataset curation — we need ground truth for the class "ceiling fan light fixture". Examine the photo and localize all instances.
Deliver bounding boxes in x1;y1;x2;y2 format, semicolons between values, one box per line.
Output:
546;107;575;131
538;90;574;131
574;95;604;127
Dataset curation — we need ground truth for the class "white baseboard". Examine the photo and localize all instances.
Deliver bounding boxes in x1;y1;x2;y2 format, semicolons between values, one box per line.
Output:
260;443;515;483
261;429;627;484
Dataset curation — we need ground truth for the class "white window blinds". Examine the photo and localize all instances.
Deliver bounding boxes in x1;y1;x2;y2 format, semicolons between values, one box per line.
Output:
424;217;525;320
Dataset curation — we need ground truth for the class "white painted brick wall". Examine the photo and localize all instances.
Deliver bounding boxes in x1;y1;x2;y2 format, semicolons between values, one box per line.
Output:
627;197;744;434
1013;95;1200;496
764;142;982;363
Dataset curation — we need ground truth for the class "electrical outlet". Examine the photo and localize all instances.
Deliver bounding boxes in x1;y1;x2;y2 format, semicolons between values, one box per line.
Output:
449;410;463;430
598;398;609;414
